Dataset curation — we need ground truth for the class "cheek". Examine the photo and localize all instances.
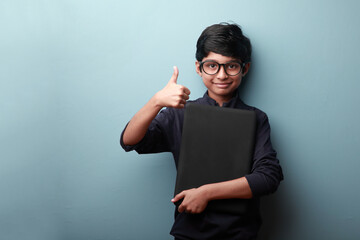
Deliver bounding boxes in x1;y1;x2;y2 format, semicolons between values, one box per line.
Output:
201;76;213;86
233;77;242;86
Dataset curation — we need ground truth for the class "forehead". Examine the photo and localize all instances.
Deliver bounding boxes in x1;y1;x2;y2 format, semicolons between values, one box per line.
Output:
203;52;238;62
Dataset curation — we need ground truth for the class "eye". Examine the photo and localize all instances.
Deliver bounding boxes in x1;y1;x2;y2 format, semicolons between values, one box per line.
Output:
227;63;240;69
205;62;218;69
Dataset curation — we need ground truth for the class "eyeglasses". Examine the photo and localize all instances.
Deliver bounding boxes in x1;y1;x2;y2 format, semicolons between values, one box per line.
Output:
200;60;245;76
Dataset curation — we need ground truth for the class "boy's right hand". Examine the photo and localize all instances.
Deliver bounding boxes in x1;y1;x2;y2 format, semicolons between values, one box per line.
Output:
154;66;191;109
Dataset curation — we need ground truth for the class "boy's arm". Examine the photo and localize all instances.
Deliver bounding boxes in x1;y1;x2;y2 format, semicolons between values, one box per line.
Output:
172;177;252;214
122;66;190;146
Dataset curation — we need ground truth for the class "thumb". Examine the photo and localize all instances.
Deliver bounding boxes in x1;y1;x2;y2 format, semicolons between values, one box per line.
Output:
169;66;179;84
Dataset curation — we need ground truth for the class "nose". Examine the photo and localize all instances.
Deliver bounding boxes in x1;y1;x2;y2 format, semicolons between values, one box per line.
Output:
217;65;228;80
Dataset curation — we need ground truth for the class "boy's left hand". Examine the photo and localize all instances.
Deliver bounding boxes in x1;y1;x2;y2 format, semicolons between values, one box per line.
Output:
171;187;209;214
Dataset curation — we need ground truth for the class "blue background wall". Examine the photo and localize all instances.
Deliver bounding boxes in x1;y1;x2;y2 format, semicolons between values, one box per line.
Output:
1;0;359;239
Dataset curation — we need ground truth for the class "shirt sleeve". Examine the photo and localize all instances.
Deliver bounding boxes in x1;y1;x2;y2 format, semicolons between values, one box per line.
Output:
119;108;174;154
245;111;284;197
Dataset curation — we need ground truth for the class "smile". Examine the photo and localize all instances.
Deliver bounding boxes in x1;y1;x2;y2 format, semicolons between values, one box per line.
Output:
213;82;232;88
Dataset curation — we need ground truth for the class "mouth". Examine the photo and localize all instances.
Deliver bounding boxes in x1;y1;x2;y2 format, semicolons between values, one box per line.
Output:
213;82;232;88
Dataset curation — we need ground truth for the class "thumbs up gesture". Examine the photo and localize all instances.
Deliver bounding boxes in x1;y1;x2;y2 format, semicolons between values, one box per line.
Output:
154;66;191;109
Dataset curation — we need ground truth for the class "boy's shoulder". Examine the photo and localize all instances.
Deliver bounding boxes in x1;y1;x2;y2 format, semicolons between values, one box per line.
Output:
238;101;270;126
238;100;268;118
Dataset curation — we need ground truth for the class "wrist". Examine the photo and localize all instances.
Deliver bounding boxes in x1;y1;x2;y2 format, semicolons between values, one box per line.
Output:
198;184;213;201
151;92;165;109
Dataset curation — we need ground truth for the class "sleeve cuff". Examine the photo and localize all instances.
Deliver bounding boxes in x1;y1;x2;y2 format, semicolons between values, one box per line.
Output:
119;123;142;152
245;173;268;197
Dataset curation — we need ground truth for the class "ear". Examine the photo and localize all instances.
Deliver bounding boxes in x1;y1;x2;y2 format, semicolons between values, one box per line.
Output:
242;62;251;77
195;61;202;76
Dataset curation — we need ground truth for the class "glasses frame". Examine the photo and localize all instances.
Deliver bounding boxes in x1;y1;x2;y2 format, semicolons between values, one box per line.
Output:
199;60;246;76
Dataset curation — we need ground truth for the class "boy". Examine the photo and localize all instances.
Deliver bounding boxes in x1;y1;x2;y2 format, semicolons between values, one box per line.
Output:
120;23;283;240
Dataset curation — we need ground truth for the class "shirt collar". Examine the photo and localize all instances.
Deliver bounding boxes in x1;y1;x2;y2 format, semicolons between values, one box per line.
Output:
202;91;241;108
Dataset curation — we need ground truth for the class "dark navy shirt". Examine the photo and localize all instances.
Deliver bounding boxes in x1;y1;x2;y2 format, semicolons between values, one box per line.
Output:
120;92;283;240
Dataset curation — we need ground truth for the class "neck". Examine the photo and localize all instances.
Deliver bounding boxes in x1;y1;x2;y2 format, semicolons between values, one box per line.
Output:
208;93;236;107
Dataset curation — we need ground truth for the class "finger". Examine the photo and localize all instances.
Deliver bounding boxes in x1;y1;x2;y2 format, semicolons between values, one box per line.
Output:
178;203;185;213
174;103;185;109
183;86;191;95
183;93;190;101
179;97;187;104
171;192;185;203
169;66;179;84
175;98;186;109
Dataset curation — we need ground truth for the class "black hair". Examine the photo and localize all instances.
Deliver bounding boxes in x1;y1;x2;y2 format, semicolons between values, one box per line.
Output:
196;22;252;63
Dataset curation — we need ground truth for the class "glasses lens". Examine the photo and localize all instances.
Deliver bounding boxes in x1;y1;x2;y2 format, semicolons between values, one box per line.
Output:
202;61;219;75
202;61;242;76
225;62;241;76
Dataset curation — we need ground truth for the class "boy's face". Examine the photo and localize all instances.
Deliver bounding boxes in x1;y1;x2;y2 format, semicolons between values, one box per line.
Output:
195;52;250;105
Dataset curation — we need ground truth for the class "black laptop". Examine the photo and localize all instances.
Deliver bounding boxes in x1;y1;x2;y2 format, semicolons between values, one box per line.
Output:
174;103;257;214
